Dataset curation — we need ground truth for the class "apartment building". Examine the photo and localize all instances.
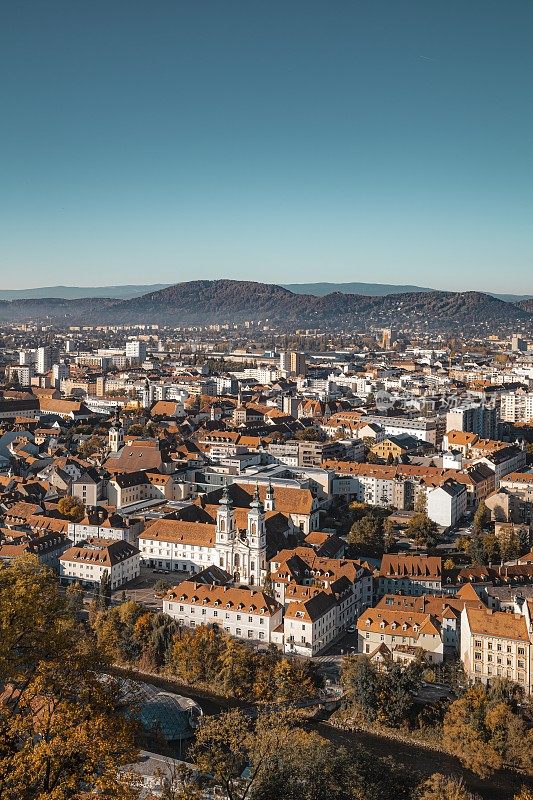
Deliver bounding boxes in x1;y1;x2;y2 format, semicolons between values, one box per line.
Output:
357;606;445;664
426;481;468;528
460;602;533;695
59;538;140;590
377;555;451;597
446;403;498;439
284;591;339;656
163;582;283;644
500;391;533;423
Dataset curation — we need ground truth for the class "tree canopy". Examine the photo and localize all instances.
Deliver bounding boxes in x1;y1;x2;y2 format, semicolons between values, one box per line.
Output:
0;556;138;800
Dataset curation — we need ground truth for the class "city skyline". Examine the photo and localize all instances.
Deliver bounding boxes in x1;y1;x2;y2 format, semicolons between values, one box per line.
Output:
1;1;532;292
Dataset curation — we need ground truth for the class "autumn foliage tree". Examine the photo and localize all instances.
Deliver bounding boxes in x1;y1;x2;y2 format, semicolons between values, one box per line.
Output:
443;681;533;778
0;556;138;800
191;708;414;800
57;495;85;522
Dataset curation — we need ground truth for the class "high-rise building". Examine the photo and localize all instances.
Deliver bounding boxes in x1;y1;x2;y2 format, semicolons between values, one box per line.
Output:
19;350;34;366
52;362;69;388
500;391;533;423
511;334;527;353
36;346;52;375
289;351;306;376
445;403;498;439
279;351;290;372
282;394;299;417
381;328;395;349
125;339;147;362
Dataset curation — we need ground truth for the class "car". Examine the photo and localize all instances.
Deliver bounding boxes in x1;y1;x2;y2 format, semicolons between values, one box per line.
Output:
347;624;356;634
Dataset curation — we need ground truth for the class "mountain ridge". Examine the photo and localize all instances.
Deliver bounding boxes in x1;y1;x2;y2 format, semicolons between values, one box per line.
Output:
0;279;528;331
0;281;531;303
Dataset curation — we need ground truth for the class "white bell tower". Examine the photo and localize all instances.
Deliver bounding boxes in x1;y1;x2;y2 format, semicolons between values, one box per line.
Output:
216;485;236;572
246;485;267;585
263;481;275;512
108;407;124;453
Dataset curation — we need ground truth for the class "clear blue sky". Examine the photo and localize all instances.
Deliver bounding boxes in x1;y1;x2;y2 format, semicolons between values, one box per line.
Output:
1;1;532;292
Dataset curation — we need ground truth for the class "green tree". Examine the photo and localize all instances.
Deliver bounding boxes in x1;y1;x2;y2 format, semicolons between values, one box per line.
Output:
407;512;439;549
348;514;384;555
65;580;85;615
170;625;224;686
341;655;383;722
481;532;500;564
294;427;323;442
97;569;112;611
468;531;485;565
472;500;489;533
79;434;104;458
443;683;533;778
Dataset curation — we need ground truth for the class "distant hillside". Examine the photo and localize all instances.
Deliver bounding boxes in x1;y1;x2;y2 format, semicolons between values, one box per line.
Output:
0;284;169;300
283;281;433;296
0;280;530;330
1;281;531;303
284;282;533;302
98;281;533;329
517;298;533;313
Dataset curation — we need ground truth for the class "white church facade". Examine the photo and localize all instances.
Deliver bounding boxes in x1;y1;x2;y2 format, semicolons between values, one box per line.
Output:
138;485;269;586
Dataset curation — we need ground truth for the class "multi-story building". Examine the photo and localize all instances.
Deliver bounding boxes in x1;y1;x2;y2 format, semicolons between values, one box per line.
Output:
460;601;533;695
446;403;498;439
52;362;69;388
357;606;445;664
377;555;450;597
59;538;140;590
426;481;468;528
139;486;268;585
500;391;533;423
36;346;52;375
283;591;339;656
163;581;283;645
125;339;147;363
289;351;307;377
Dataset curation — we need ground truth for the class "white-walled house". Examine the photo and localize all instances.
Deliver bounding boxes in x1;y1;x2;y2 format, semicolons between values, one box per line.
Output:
426;481;467;528
283;591;339;656
59;538;140;590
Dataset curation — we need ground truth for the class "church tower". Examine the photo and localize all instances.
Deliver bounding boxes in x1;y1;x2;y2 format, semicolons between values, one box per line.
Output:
108;407;124;453
216;485;236;572
246;485;267;585
263;481;275;512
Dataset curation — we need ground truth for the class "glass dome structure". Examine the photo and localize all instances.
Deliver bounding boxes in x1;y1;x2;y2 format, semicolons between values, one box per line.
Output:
138;691;203;741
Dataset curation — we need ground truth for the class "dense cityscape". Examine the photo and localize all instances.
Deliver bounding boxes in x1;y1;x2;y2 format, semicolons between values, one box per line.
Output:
2;1;533;798
1;292;533;799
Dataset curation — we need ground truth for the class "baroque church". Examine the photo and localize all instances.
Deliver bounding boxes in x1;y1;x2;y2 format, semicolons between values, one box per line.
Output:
215;483;270;584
